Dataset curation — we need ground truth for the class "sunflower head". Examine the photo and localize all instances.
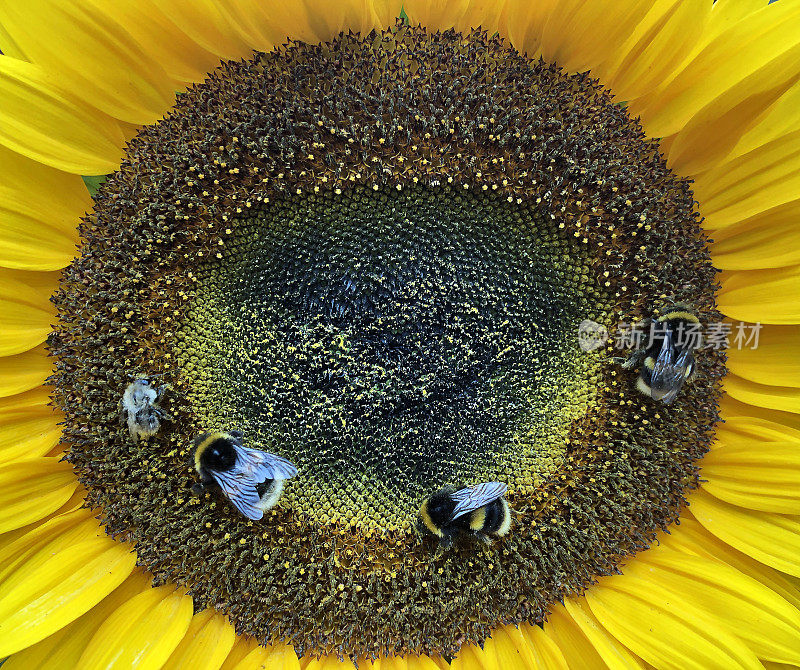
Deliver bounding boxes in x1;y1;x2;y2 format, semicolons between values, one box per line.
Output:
45;22;726;659
4;1;798;668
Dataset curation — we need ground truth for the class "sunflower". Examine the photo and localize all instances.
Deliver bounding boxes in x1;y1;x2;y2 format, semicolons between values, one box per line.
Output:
1;0;799;668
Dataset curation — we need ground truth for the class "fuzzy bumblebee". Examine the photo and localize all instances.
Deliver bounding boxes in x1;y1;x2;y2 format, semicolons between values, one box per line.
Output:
622;306;699;404
192;430;298;520
120;378;171;442
419;482;511;546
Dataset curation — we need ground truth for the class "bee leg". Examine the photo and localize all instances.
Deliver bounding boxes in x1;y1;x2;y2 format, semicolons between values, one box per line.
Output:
155;384;171;402
190;482;205;497
155;408;174;422
619;348;646;369
438;533;455;550
474;531;493;546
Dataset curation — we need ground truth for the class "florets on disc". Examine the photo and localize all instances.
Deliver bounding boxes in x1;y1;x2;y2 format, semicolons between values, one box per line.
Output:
50;23;724;660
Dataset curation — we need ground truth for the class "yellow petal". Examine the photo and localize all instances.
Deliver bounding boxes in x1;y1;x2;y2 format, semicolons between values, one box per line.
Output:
689;488;800;577
718;265;800;325
544;603;633;669
503;0;559;59
162;609;237;670
0;457;76;533
361;654;445;670
666;57;800;175
0;527;136;656
0;0;176;124
711;201;800;270
305;655;357;670
403;0;471;30
562;597;647;669
639;550;800;664
283;0;402;42
0;388;62;464
517;623;569;670
418;654;451;670
214;0;307;52
78;585;193;669
455;0;509;34
0;56;124;174
0;267;61;298
0;344;51;397
540;0;655;74
585;575;761;670
597;0;711;102
715;415;800;449
719;395;800;434
633;1;800;139
658;514;800;615
728;79;800;161
701;0;768;42
0;274;55;357
148;0;257;59
0;268;55;356
620;0;767;113
3;570;153;670
231;641;301;670
93;0;221;86
0;20;27;59
0;507;93;577
0;145;87;270
723;374;800;415
450;644;492;670
154;0;400;61
220;637;263;670
726;325;800;388
450;624;540;670
694;130;800;232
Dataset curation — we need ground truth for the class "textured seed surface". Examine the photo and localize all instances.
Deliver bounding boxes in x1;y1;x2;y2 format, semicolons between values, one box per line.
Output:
50;24;724;660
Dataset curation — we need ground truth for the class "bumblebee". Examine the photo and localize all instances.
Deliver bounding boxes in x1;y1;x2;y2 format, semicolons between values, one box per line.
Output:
419;481;511;546
121;377;172;442
191;430;298;520
622;306;699;404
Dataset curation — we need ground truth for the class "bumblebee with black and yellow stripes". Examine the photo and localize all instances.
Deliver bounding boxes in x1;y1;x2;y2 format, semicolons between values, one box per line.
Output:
191;430;298;520
419;482;511;546
622;305;699;404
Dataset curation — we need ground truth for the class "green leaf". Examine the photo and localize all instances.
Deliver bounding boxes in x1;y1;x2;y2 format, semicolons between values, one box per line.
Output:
82;175;108;197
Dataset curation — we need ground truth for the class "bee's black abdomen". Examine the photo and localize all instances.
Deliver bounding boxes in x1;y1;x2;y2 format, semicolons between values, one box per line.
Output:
482;500;505;534
255;478;275;497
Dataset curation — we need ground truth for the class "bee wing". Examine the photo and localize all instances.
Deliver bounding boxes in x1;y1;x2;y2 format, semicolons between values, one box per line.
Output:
650;331;691;404
209;468;265;520
450;482;508;521
231;442;298;482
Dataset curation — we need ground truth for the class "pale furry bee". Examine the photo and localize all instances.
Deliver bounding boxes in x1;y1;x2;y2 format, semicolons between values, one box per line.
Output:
621;306;699;404
191;430;298;520
419;481;511;546
121;377;172;442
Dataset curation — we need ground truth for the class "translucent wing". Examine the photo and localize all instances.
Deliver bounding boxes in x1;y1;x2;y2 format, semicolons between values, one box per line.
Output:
209;468;265;520
650;330;691;404
231;443;298;482
450;482;508;520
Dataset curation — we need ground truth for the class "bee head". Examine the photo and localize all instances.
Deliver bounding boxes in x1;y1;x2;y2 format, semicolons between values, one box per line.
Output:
203;436;238;471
